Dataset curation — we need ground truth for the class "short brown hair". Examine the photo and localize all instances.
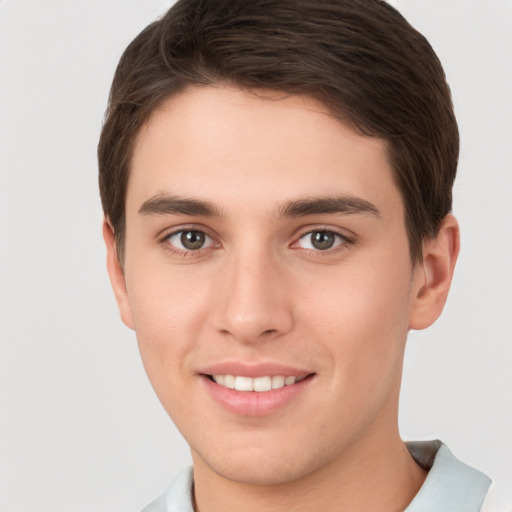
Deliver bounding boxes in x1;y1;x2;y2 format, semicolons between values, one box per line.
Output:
98;0;459;263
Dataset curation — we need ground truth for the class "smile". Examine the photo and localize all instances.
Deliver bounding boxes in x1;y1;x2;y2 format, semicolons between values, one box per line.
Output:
203;372;315;416
210;374;305;392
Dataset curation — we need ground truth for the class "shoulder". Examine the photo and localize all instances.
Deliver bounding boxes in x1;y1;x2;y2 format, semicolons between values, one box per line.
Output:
141;466;194;512
141;493;167;512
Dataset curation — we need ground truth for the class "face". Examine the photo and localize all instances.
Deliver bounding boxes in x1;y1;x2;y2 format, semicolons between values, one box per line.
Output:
110;85;429;485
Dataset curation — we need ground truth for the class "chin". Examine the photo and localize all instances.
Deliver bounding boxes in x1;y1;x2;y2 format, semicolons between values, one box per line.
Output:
209;460;308;486
193;440;333;486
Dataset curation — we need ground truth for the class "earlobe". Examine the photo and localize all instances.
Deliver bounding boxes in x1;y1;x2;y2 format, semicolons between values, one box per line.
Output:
409;214;460;330
102;218;135;330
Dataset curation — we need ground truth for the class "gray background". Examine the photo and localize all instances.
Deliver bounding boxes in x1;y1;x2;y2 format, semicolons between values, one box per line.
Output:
1;1;511;510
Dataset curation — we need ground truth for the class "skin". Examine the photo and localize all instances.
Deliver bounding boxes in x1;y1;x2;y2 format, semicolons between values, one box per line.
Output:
104;85;459;511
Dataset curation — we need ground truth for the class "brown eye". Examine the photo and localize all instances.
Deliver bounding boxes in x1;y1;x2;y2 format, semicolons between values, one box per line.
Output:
181;230;205;250
297;230;345;251
166;230;213;251
311;231;336;250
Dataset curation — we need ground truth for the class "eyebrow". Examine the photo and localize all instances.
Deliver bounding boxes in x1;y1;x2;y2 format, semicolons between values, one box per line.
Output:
139;195;223;218
138;194;381;219
279;196;381;218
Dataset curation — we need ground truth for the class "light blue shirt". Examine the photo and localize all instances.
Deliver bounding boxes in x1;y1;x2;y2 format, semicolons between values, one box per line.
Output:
142;440;491;512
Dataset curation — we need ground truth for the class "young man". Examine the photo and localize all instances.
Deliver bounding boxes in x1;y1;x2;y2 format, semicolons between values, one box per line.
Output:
98;1;491;510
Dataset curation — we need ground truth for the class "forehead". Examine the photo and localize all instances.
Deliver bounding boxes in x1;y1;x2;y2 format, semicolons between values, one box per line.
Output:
128;85;401;216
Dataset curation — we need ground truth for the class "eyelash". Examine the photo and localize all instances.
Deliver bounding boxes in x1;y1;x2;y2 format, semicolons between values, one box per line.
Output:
292;228;354;254
160;227;218;257
159;226;355;257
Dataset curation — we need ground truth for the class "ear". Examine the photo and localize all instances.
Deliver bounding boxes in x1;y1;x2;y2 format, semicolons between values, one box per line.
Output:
103;218;135;330
409;214;460;330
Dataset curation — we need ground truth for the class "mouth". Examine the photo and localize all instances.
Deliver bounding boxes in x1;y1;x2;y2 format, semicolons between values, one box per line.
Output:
206;374;309;392
201;370;315;416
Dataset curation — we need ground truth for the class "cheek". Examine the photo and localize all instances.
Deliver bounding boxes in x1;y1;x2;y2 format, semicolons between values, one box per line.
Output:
301;259;413;387
127;259;210;328
124;264;212;384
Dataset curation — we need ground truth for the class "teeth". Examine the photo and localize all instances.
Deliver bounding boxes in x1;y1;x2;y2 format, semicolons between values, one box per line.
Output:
234;376;253;391
271;375;285;389
253;376;272;392
223;375;235;389
212;374;303;392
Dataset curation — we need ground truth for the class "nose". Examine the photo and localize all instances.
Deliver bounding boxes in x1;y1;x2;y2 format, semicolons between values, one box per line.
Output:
213;248;294;344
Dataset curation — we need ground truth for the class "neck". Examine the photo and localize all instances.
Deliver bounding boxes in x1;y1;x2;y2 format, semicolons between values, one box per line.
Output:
192;424;427;512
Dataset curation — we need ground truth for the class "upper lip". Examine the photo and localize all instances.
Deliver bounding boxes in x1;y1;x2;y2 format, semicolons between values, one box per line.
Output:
199;361;313;378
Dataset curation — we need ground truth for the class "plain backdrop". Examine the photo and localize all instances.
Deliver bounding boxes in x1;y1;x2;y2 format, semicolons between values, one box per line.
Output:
0;1;511;511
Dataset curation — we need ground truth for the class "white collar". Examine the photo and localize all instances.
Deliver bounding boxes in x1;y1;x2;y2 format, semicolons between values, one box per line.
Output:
143;440;491;512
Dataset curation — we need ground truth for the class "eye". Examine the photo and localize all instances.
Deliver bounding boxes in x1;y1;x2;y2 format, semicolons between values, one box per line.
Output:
296;230;347;251
164;229;215;251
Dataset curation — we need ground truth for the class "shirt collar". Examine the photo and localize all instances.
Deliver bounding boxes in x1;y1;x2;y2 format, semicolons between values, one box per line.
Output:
404;440;491;512
149;440;491;512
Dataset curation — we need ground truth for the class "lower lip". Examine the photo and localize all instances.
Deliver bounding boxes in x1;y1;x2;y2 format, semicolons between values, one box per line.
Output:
201;375;314;416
